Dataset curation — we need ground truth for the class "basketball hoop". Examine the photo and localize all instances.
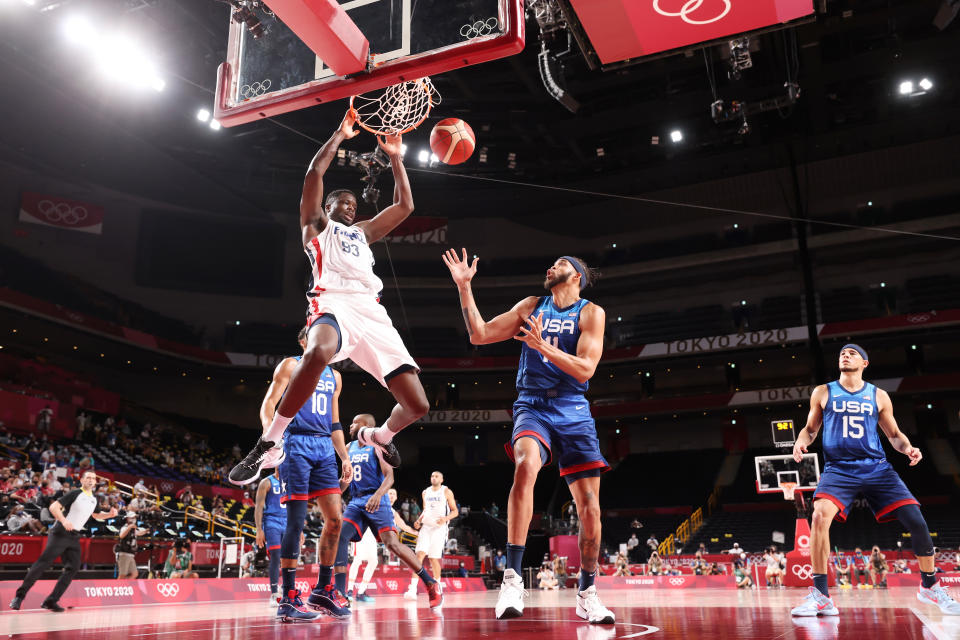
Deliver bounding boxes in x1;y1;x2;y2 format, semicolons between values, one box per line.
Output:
780;482;798;501
349;78;441;136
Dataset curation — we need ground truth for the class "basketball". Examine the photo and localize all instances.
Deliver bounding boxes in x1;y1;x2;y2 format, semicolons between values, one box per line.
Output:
429;118;476;165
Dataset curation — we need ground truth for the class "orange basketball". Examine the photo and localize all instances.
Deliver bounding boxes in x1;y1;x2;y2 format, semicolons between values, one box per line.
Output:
429;118;476;165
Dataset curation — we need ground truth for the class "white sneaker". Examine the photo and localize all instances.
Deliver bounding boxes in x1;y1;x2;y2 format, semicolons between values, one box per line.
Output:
791;587;839;616
268;592;279;608
403;583;418;600
918;583;960;615
576;586;615;624
495;568;527;619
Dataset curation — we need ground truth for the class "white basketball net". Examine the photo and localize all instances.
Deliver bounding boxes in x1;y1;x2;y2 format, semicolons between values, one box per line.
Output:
350;77;441;135
780;482;797;501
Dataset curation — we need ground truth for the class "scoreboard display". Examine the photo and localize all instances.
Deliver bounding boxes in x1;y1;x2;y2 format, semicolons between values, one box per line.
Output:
771;419;795;448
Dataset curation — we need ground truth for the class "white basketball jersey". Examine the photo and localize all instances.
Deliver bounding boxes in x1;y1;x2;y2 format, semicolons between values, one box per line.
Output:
304;220;383;308
421;485;449;529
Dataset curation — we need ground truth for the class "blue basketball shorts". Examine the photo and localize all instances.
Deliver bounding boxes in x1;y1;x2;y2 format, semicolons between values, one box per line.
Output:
342;494;396;542
279;434;341;502
262;516;285;553
506;393;609;482
813;459;919;522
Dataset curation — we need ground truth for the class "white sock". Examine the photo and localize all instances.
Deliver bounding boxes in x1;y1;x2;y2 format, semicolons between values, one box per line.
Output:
264;414;293;444
374;424;394;444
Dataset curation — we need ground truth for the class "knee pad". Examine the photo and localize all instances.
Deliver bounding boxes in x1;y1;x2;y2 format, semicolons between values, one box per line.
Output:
895;504;935;557
280;500;308;560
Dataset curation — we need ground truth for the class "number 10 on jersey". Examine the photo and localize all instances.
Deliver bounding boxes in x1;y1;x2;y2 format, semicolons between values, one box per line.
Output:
310;393;328;415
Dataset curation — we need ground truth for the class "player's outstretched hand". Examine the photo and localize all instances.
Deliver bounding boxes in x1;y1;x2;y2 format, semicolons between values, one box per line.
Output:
792;441;807;463
442;248;478;286
340;109;360;139
905;446;923;466
377;132;403;157
514;313;546;351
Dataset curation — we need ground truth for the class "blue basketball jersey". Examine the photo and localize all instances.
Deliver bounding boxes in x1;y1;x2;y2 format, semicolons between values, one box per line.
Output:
287;360;337;436
263;474;286;521
821;380;885;463
347;440;384;498
516;296;590;396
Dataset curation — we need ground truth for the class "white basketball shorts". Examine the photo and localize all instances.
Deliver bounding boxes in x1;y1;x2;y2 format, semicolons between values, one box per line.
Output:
415;525;447;559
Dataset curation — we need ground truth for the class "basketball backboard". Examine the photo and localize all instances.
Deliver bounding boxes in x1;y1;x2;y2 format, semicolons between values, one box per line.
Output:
214;0;525;127
754;453;819;496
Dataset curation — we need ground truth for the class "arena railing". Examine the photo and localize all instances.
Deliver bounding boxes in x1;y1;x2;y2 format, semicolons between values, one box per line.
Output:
658;486;720;557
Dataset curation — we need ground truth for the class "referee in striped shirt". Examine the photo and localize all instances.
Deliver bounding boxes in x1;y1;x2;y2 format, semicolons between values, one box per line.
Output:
9;470;117;612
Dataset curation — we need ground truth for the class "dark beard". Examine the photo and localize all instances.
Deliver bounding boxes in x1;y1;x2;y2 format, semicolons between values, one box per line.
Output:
839;365;858;373
544;272;570;290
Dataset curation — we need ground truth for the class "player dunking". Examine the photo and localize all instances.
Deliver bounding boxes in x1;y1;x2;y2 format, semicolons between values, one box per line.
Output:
260;328;352;622
790;344;960;616
334;414;443;609
254;468;287;606
443;249;615;624
229;109;429;485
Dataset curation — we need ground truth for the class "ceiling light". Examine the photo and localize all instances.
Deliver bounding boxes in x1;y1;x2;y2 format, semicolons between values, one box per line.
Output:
670;130;683;143
196;109;211;123
62;14;93;45
209;120;221;131
898;80;914;95
417;149;429;163
918;77;933;91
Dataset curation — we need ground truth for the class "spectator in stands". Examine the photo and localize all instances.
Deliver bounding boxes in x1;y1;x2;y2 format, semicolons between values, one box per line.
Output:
6;504;43;533
409;498;420;523
457;561;469;578
493;549;507;582
893;560;911;574
133;479;148;495
726;542;742;554
646;534;659;554
692;551;709;576
489;502;499;518
647;551;664;576
627;533;640;555
852;547;870;588
630;518;642;529
614;553;632;577
834;553;851;586
552;554;567;588
870;546;888;588
241;491;254;508
538;562;559;589
77;453;94;471
176;485;194;505
36;406;53;434
709;562;723;575
164;540;199;579
0;425;10;445
733;560;753;589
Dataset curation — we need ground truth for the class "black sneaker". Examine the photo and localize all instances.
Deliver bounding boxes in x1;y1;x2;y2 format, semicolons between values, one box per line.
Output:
41;601;65;612
9;597;22;610
357;428;401;467
229;438;285;486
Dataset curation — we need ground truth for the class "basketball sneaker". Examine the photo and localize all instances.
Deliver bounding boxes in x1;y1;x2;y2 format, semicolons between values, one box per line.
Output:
306;583;351;618
229;438;285;485
790;587;839;616
495;568;527;619
357;427;401;467
9;597;22;611
427;581;443;610
404;581;419;600
355;591;374;603
276;590;319;623
917;582;960;615
576;586;615;624
268;591;279;608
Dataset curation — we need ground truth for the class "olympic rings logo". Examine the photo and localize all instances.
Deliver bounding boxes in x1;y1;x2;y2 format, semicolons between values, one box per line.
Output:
668;577;686;586
36;200;89;225
239;79;272;100
295;580;310;594
792;564;814;580
653;0;732;24
460;17;500;39
907;314;931;323
387;580;399;591
156;582;180;597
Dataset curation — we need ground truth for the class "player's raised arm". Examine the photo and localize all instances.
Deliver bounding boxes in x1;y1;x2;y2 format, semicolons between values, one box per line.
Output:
515;302;605;384
442;248;538;344
260;358;298;431
793;385;828;462
300;110;360;244
354;134;414;243
876;388;923;466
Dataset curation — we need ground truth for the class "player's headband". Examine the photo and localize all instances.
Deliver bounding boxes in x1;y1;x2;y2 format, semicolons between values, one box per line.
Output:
840;343;868;361
559;256;587;290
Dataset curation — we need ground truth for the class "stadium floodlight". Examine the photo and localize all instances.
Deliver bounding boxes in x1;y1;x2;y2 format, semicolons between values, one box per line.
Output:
209;119;221;131
898;80;914;95
62;14;93;45
918;77;933;91
417;149;429;164
670;129;683;143
196;108;211;122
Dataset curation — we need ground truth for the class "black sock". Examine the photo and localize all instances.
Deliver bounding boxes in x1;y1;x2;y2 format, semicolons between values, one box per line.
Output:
417;566;437;585
316;565;333;591
335;571;347;594
579;569;597;592
813;574;828;597
282;567;297;597
921;571;937;589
